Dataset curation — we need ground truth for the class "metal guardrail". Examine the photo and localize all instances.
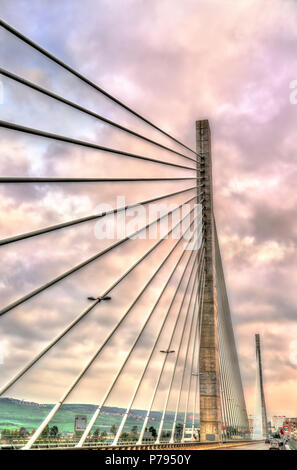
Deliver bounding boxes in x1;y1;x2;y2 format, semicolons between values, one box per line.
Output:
1;440;186;450
1;439;254;450
288;439;297;450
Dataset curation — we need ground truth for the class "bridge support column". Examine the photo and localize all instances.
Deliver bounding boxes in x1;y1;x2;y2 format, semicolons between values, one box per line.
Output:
197;120;222;442
255;334;268;438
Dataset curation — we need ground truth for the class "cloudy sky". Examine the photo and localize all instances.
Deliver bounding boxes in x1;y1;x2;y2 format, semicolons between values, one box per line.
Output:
0;0;297;425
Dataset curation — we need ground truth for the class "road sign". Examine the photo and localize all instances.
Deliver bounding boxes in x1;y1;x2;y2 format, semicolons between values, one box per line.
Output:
74;415;87;432
282;425;290;434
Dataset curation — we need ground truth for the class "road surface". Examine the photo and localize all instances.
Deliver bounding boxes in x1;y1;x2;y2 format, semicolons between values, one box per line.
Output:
224;442;269;450
168;441;269;451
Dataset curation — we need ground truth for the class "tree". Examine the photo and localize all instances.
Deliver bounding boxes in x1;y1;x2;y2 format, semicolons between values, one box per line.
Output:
50;426;59;438
110;424;117;435
130;425;138;440
1;428;11;440
93;428;100;441
120;432;130;441
149;426;157;438
174;423;183;440
41;424;49;438
19;427;28;438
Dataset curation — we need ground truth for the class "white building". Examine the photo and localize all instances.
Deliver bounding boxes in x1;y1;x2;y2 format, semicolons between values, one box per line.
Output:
271;416;286;431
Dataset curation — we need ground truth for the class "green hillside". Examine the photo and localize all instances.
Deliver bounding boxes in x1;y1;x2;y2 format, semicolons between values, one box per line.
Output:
0;398;199;434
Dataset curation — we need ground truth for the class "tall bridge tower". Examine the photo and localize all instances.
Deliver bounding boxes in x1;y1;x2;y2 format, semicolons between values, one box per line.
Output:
197;120;249;443
254;334;268;438
197;120;221;442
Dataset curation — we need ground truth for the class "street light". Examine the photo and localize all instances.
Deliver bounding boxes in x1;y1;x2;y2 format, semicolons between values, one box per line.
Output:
87;296;112;301
160;350;175;354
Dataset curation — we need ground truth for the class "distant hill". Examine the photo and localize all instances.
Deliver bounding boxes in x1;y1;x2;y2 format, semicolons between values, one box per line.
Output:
0;398;199;433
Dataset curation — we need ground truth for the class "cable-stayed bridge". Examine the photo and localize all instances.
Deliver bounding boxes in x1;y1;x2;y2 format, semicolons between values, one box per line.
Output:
0;19;250;450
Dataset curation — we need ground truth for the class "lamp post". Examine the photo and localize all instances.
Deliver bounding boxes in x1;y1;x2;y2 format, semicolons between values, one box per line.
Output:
190;373;200;441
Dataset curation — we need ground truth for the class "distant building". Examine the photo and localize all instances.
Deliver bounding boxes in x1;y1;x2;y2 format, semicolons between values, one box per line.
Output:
142;430;153;441
271;416;286;432
248;415;254;434
74;415;87;432
60;432;74;439
283;418;297;432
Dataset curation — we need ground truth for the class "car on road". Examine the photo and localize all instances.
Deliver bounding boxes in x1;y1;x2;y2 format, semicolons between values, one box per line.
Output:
269;440;280;450
278;440;284;449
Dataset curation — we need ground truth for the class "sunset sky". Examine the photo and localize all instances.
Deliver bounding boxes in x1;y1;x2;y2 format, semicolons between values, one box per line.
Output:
0;0;297;421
